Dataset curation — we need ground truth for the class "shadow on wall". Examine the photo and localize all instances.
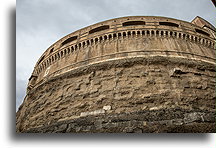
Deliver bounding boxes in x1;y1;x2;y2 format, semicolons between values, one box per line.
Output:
11;7;210;141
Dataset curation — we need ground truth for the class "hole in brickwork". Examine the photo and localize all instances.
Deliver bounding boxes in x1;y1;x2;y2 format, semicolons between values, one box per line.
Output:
170;31;173;36
99;36;103;41
195;28;210;37
127;31;131;36
113;33;117;38
61;36;78;46
122;21;145;26
95;38;98;43
89;25;110;34
71;46;74;52
118;32;122;37
87;40;90;46
165;31;168;36
123;32;126;37
159;22;179;27
161;31;164;36
49;48;54;54
104;35;108;40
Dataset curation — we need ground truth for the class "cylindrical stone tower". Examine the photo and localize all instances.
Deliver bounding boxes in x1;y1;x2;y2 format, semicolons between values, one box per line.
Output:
16;16;216;133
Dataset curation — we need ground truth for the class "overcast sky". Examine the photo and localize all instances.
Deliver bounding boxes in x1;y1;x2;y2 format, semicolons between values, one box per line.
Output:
16;0;216;110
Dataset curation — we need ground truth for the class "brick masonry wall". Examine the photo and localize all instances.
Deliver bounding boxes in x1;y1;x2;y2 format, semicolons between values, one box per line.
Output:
16;56;216;132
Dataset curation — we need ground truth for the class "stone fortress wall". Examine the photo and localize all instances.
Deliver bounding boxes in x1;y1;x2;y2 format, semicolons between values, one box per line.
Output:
16;16;216;133
28;16;215;91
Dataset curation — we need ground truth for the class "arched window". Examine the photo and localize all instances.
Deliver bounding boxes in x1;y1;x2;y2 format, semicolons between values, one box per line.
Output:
113;33;117;39
95;38;98;43
99;36;103;42
195;28;210;37
89;25;109;34
118;32;122;37
49;48;54;54
122;21;145;26
104;35;108;40
127;31;131;36
61;36;78;46
87;40;90;46
159;22;179;27
123;32;126;37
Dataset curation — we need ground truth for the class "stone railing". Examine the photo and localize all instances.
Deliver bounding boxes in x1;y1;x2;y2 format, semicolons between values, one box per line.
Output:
34;28;215;75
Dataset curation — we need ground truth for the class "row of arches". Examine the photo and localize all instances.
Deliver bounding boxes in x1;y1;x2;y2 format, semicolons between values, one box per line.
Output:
35;29;215;75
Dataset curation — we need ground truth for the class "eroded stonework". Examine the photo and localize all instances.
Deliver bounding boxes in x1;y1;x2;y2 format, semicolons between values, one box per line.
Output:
16;16;216;133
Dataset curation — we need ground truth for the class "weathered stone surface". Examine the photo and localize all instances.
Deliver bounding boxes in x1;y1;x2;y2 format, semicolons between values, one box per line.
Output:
24;109;215;133
16;16;216;133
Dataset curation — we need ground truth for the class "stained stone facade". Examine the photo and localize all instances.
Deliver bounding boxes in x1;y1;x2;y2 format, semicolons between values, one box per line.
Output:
16;16;216;133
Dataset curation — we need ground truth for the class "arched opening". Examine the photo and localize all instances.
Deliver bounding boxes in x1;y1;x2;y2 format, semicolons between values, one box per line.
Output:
165;31;168;36
79;43;82;48
99;36;103;42
123;32;126;37
127;31;131;36
95;38;98;44
87;40;90;46
122;21;145;26
132;31;136;36
89;25;110;34
113;33;117;39
195;28;210;37
61;36;78;46
104;35;108;40
118;32;122;37
71;46;74;52
91;39;94;44
49;48;54;54
161;31;164;36
159;22;179;27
